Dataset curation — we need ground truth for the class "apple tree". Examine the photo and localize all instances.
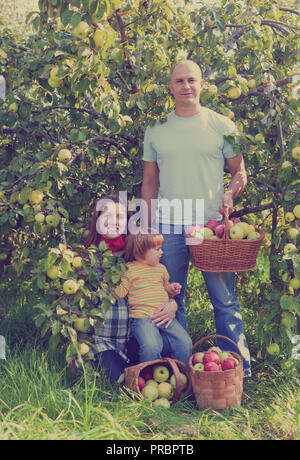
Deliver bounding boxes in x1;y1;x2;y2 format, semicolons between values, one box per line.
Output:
0;0;299;369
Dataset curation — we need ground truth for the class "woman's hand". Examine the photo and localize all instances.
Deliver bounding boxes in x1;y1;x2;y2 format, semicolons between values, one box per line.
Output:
150;299;178;329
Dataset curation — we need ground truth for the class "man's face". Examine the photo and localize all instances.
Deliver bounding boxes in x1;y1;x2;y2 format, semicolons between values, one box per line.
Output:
169;62;204;106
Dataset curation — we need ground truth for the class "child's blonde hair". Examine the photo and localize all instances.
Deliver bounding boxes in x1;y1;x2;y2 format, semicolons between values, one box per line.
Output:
125;228;164;262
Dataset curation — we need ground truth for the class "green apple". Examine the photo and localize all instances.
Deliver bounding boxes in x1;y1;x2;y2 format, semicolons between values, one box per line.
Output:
145;379;158;388
73;21;90;39
0;253;7;261
74;317;90;332
47;265;60;280
169;372;187;390
63;279;79;295
247;231;261;239
230;224;244;239
203;227;214;238
289;278;300;290
228;86;241;99
208;84;217;94
93;28;105;48
238;222;254;236
142;384;159;401
287;227;299;240
153;398;170;409
283;243;297;255
46;214;57;227
9;102;18;113
72;256;83;269
247;78;256;88
58;148;72;162
35;212;45;224
193;362;204;371
255;133;264;143
157;382;174;400
29;190;44;204
79;343;90;356
293;204;300;219
48;77;62;88
285;212;295;223
291;146;300;161
153;365;169;383
267;343;280;355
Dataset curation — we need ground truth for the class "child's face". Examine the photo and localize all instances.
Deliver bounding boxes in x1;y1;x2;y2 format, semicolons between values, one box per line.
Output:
97;202;127;239
142;244;163;266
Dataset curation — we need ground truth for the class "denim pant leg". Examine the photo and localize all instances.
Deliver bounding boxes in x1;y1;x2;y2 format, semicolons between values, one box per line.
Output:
159;224;190;331
131;318;164;363
160;319;193;365
202;271;251;376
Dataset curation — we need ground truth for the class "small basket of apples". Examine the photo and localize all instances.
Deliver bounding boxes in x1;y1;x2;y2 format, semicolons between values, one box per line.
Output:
124;358;191;408
188;335;244;411
185;210;264;272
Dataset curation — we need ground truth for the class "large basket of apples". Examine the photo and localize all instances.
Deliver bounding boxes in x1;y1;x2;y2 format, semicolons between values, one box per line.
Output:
185;211;264;272
188;335;244;411
124;358;191;408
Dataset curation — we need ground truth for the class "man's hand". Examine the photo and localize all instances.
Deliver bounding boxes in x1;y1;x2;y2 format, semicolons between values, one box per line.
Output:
219;190;234;217
150;299;178;328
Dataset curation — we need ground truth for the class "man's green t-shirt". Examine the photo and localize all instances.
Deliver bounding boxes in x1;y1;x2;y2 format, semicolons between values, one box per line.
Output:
143;107;238;226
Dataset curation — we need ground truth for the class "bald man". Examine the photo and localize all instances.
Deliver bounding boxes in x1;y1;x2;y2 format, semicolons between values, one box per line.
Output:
141;60;251;377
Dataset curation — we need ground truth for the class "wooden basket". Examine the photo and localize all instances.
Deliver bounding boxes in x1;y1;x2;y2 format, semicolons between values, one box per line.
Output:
124;357;191;402
185;213;264;272
188;335;244;411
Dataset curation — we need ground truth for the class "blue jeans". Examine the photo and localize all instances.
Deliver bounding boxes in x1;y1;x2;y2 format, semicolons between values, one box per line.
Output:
130;317;192;365
158;223;251;376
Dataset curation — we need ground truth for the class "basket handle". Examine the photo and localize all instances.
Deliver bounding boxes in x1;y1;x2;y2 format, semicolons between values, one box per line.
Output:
163;357;183;401
188;334;243;365
222;208;231;240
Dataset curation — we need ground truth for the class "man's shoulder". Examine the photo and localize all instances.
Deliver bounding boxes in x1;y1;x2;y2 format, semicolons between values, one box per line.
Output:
202;106;236;134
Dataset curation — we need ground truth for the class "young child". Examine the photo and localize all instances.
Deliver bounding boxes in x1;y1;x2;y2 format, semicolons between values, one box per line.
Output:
112;229;192;364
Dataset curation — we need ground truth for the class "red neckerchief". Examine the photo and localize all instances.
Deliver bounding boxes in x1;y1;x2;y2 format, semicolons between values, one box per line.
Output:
100;235;125;252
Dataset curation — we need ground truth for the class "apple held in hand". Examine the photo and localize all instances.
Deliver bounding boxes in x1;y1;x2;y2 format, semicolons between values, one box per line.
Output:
153;365;170;383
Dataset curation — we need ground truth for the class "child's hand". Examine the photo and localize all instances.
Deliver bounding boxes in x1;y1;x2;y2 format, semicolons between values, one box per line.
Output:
169;282;181;296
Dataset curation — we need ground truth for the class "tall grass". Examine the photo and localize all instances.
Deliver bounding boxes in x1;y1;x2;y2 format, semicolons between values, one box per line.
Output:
0;342;299;440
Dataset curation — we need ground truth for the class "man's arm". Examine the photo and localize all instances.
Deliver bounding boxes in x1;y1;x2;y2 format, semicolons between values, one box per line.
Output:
141;161;159;228
219;152;247;216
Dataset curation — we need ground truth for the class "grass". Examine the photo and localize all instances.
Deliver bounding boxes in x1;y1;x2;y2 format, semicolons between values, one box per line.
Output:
0;339;299;440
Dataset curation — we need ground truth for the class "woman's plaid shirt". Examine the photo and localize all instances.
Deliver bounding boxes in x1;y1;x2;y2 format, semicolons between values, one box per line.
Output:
91;253;131;363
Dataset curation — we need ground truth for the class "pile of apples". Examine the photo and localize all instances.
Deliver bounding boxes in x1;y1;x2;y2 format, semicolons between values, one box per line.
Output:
190;346;239;372
186;217;261;240
137;364;188;409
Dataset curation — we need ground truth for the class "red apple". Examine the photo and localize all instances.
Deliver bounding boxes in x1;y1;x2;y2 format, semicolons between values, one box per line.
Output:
203;351;220;365
215;224;225;238
231;217;241;224
192;352;205;365
206;219;219;231
204;362;220;372
142;369;153;381
221;357;237;371
138;376;145;390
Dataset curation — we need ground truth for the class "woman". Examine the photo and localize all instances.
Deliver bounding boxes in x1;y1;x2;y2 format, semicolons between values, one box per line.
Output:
84;192;178;383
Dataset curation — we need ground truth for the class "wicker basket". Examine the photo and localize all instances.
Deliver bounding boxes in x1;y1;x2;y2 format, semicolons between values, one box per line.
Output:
188;335;244;411
185;213;264;272
124;357;191;402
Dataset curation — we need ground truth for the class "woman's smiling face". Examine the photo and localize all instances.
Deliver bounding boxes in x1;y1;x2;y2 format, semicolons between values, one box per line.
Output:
97;202;127;239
